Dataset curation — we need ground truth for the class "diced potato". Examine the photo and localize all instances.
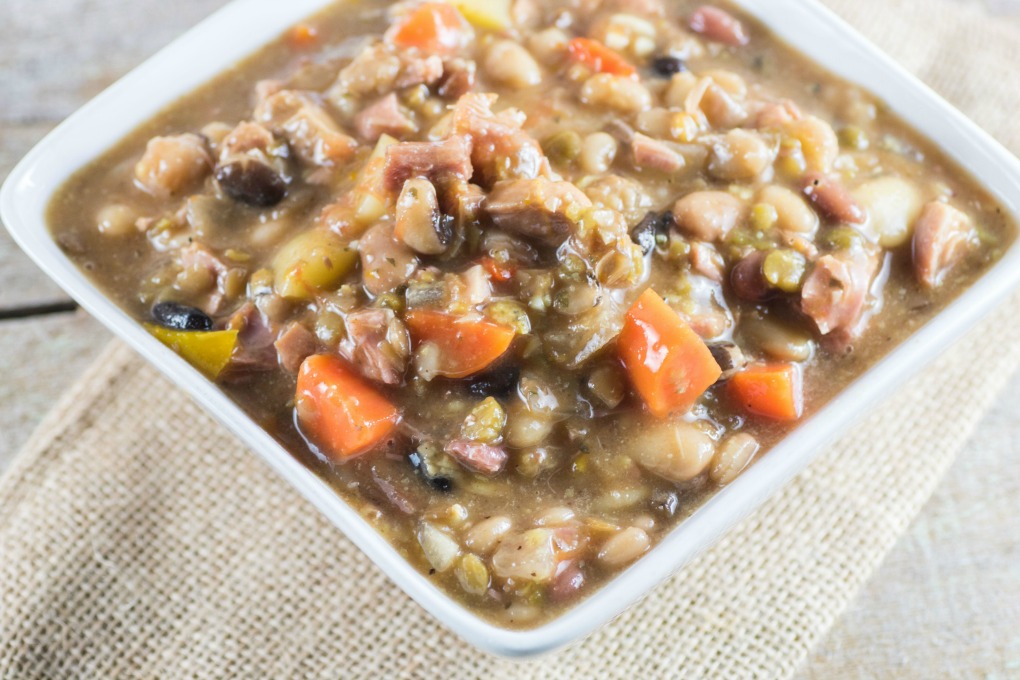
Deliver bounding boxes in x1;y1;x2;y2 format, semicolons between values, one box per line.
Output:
449;0;512;31
417;522;461;572
854;177;924;248
273;229;358;300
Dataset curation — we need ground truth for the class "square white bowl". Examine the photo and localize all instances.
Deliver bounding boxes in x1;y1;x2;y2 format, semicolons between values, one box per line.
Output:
4;0;1020;658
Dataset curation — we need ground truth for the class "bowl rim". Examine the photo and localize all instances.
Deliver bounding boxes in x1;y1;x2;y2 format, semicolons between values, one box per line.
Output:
4;0;1020;658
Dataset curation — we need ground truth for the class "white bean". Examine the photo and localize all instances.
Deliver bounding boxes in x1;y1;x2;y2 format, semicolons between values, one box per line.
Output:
579;132;619;175
708;130;774;180
627;419;716;483
580;74;652;113
598;527;651;567
484;40;542;89
709;433;761;485
96;204;138;237
464;516;512;554
758;185;819;236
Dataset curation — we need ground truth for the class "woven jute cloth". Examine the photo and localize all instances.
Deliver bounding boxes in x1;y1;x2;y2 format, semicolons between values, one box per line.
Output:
3;0;1020;677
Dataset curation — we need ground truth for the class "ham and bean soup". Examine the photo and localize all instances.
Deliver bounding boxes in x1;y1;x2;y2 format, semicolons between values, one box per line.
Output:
49;0;1016;627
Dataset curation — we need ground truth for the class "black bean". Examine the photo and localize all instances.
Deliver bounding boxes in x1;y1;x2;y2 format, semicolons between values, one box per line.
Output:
651;55;687;78
216;159;287;208
465;364;520;399
152;302;213;331
408;449;454;493
630;211;673;255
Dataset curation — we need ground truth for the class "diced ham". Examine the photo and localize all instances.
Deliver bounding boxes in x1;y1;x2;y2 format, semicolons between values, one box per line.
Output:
134;134;212;198
754;99;802;130
177;242;240;315
802;173;866;225
225;302;278;372
382;135;473;191
217;122;276;161
450;93;551;185
369;467;416;515
689;6;750;47
396;54;444;89
631;133;685;174
437;58;477;99
690;241;725;282
800;249;881;347
354;93;418;143
483;177;593;244
335;43;444;98
254;90;358;168
444;439;508;475
274;322;318;373
342;308;410;385
912;201;976;289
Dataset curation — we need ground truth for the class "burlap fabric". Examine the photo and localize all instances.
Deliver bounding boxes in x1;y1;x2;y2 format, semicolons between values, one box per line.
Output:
2;0;1020;677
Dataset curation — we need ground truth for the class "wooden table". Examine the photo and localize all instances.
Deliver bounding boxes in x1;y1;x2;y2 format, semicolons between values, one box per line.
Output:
2;1;1018;676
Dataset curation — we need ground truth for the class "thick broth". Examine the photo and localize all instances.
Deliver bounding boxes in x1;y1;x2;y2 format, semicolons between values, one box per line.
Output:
48;0;1015;628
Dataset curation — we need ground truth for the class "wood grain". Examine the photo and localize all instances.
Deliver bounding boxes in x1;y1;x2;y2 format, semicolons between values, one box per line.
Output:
0;0;1017;677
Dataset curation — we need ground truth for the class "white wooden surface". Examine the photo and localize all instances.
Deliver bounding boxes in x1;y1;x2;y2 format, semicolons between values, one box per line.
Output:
1;1;1017;676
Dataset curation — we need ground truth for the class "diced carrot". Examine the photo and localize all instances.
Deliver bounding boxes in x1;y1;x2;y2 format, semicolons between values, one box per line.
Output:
727;363;803;421
295;355;401;462
480;256;516;283
388;3;471;55
567;38;637;79
405;309;515;378
617;289;722;417
290;23;319;48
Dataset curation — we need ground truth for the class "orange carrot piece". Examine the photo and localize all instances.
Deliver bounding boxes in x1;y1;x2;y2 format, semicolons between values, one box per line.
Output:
295;355;401;461
388;3;471;55
405;309;515;379
727;363;803;421
290;24;319;48
480;256;516;283
567;38;638;78
618;289;722;417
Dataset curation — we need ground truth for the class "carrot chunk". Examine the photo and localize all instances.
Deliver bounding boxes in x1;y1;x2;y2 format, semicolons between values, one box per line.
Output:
295;355;401;461
388;3;471;55
618;289;722;417
727;363;803;421
480;256;516;283
567;38;638;78
405;309;515;379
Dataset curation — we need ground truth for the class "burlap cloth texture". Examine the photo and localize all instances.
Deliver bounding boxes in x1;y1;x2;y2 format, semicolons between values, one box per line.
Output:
3;0;1020;677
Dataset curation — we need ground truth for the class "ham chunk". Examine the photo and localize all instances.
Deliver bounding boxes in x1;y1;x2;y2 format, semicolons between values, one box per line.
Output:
450;93;550;185
354;93;418;142
913;201;977;289
801;249;881;348
444;439;508;475
335;43;444;98
483;177;593;244
274;322;318;373
255;91;358;168
177;242;242;315
135;134;212;198
225;302;278;373
341;308;410;385
631;133;685;173
382;135;473;191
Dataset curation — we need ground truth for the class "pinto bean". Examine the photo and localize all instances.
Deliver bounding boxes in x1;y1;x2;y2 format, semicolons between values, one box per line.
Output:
688;6;749;46
802;173;866;225
730;251;774;303
672;191;744;241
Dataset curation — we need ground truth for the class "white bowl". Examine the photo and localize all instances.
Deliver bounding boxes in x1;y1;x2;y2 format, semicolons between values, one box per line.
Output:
4;0;1020;658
